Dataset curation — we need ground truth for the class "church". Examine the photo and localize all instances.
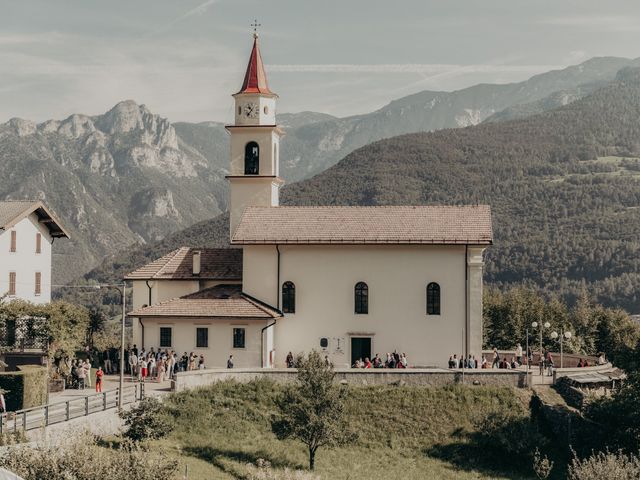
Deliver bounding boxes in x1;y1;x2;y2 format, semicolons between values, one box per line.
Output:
126;33;493;368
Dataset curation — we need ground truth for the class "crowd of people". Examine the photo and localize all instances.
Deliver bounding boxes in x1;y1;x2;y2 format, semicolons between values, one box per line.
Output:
124;345;206;382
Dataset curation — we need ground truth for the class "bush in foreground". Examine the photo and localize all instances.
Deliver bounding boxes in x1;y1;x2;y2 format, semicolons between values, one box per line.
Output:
0;431;177;480
568;450;640;480
120;396;173;441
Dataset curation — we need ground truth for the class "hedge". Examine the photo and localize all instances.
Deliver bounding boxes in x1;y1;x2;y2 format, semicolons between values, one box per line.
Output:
0;365;48;411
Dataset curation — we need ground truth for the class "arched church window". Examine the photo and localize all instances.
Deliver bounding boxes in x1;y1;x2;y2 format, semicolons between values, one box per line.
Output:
244;141;259;175
354;282;368;314
238;106;241;115
264;106;269;115
427;282;441;315
282;281;295;313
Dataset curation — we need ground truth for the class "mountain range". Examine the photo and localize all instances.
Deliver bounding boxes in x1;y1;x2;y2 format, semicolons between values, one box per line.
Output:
2;56;640;284
87;65;640;313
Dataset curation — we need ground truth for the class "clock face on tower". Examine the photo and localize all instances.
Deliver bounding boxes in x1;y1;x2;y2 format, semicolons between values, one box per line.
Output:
243;102;259;118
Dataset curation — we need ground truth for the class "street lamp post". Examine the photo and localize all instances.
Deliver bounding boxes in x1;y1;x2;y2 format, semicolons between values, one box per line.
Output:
550;328;572;368
531;321;551;374
99;284;126;411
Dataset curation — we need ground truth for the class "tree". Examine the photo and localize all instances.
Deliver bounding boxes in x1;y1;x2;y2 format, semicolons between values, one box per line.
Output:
0;298;90;368
42;301;90;364
120;397;173;441
271;351;355;470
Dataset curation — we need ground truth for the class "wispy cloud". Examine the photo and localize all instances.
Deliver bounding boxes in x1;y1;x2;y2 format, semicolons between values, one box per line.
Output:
172;0;219;24
268;64;563;74
143;0;221;37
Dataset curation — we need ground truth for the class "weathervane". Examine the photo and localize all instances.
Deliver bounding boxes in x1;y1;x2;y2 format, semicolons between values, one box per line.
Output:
251;19;261;38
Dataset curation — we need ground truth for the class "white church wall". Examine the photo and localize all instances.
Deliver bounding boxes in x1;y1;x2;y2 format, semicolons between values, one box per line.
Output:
0;214;53;304
242;245;278;307
270;244;475;368
467;247;485;361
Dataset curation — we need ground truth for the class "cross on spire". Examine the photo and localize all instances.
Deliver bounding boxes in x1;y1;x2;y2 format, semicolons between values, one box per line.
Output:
251;19;261;38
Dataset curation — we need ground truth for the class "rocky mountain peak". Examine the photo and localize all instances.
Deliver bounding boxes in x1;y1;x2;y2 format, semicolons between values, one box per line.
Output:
8;118;37;137
93;100;178;150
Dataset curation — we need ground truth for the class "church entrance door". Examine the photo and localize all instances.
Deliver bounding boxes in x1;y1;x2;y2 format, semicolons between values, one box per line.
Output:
350;337;371;367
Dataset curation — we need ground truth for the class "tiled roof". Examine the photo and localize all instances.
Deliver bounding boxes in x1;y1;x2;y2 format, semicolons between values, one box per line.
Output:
0;200;69;238
124;247;242;281
128;284;281;319
232;206;493;245
236;34;274;95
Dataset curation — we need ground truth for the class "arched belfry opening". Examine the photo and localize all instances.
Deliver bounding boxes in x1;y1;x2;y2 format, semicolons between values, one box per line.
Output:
245;141;259;175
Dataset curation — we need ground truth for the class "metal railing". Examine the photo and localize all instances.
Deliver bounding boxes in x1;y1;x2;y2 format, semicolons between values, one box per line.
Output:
0;383;144;434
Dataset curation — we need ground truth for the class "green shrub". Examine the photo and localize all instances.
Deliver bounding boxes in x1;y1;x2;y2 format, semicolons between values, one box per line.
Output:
120;397;173;441
0;431;177;480
0;365;47;411
568;450;640;480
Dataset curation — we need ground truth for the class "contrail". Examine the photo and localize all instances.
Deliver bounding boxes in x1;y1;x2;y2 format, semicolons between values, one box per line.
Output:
172;0;219;24
144;0;220;37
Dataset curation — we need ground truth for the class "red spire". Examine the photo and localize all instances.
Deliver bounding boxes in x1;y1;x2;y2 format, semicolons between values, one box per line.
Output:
237;33;274;95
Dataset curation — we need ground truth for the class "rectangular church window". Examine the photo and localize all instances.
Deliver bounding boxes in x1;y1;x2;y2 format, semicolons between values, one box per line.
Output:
233;328;245;349
196;327;208;348
160;327;172;347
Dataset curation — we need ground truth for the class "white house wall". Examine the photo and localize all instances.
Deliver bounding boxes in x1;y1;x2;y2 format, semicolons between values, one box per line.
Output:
0;214;53;304
141;318;267;367
130;279;242;349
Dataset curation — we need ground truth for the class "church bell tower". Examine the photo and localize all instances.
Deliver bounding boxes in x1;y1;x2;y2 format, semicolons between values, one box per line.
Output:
226;31;284;238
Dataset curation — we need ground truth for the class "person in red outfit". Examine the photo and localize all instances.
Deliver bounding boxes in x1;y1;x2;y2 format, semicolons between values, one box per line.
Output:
95;367;103;392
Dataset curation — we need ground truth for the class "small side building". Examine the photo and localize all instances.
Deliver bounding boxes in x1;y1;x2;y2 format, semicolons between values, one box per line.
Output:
0;200;69;304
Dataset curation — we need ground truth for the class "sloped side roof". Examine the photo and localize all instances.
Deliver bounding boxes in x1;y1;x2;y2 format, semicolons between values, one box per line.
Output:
124;247;242;281
232;205;493;245
128;284;281;319
0;200;69;238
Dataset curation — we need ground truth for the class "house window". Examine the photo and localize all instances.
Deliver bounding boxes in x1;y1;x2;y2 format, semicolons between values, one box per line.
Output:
35;272;41;296
355;282;368;314
233;328;245;349
282;281;295;313
6;319;16;348
196;327;208;348
427;282;441;315
320;337;328;349
244;141;259;175
10;231;16;252
160;327;172;347
36;233;42;254
8;272;16;296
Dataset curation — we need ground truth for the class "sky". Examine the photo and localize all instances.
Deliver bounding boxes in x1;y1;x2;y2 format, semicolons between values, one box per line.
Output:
2;0;640;123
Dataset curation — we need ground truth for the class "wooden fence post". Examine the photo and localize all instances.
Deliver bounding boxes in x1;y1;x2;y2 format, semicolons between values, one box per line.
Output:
85;396;89;416
44;405;49;426
103;391;107;410
66;401;70;421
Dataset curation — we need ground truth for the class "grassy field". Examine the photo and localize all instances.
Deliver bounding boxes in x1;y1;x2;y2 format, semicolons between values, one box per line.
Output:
148;380;546;480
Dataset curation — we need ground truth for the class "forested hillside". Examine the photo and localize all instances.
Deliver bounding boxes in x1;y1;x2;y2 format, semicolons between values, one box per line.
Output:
283;67;640;311
87;67;640;312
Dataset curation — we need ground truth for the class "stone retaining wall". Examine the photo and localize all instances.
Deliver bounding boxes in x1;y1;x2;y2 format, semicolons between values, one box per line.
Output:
172;368;532;392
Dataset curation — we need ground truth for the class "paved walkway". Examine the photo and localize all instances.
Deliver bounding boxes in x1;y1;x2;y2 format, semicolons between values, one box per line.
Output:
49;374;172;401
